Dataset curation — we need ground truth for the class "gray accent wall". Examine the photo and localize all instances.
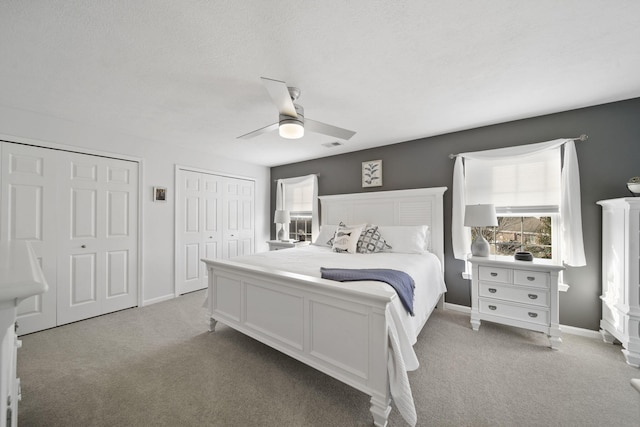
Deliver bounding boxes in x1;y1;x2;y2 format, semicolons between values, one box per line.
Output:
271;97;640;330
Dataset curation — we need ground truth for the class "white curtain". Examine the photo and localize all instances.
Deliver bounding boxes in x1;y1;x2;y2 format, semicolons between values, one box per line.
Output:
452;139;586;266
275;174;319;240
560;141;586;266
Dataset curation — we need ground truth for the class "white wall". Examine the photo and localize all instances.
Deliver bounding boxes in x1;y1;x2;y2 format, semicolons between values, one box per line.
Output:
0;105;270;305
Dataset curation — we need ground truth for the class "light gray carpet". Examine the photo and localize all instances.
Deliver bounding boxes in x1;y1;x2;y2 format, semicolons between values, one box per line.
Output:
17;290;640;426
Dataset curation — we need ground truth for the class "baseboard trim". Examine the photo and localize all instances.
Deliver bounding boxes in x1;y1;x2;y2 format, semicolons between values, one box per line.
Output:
444;302;471;313
442;302;601;339
142;293;175;307
560;324;601;339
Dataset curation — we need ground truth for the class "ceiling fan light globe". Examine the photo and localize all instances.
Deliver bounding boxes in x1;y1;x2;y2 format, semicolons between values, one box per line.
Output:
279;121;304;139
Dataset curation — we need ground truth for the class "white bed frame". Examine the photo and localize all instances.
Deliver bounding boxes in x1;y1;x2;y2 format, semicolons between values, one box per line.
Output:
202;187;447;426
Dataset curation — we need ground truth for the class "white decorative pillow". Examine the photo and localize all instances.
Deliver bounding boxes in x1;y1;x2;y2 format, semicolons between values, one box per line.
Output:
327;222;366;246
331;224;364;254
313;225;338;246
357;226;391;254
376;225;430;254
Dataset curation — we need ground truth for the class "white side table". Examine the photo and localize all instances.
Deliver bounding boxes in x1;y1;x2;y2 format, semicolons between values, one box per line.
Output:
469;256;564;349
267;240;311;251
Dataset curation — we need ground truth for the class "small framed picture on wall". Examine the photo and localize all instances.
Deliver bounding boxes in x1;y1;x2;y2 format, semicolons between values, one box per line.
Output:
362;160;382;188
153;186;167;202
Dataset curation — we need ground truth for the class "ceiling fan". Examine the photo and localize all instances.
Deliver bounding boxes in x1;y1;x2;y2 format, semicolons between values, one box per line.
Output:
237;77;356;141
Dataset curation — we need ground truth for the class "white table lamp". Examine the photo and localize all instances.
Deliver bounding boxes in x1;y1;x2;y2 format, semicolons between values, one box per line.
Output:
274;210;291;241
464;204;498;257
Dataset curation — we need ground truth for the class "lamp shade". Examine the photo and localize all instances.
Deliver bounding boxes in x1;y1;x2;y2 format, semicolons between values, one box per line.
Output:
464;204;498;227
274;210;290;224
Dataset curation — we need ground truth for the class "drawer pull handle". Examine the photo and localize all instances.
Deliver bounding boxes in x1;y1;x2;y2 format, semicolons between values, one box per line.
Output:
488;288;497;293
528;312;538;318
488;305;497;310
490;272;498;277
528;294;538;299
527;276;535;281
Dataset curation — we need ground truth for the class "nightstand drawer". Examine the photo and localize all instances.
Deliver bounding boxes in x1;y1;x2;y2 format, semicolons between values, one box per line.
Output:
479;299;549;326
479;283;549;307
478;266;511;283
513;270;549;288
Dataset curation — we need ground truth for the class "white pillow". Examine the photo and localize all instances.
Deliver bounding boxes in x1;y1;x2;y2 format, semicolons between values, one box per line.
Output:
331;224;364;254
313;224;338;246
376;225;430;254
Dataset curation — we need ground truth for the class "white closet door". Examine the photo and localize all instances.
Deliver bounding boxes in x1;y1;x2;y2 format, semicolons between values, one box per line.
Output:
176;170;223;295
222;177;255;258
0;143;58;334
201;173;223;286
56;152;138;326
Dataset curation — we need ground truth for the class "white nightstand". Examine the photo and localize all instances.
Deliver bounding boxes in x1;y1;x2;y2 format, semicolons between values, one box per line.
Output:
468;256;565;349
267;240;311;251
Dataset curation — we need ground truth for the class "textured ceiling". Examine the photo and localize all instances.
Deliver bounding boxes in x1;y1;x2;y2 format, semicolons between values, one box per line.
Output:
1;1;640;166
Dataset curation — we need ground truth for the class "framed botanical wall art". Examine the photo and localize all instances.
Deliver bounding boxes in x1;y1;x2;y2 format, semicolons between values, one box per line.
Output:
362;160;382;188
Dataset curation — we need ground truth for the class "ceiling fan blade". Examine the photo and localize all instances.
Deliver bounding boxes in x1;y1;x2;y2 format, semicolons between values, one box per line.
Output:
305;118;356;140
261;77;297;117
237;122;279;139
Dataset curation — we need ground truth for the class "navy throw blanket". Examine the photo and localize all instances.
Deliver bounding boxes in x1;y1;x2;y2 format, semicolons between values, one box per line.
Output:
320;267;415;316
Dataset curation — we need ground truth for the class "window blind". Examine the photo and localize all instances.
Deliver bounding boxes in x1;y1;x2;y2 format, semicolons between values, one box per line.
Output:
464;147;561;212
285;180;313;212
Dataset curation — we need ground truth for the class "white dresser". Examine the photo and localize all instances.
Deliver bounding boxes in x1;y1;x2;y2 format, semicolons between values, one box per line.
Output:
597;198;640;367
0;242;48;427
469;256;564;349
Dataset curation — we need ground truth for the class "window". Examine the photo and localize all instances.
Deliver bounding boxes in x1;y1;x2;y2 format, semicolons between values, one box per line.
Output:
275;174;319;241
464;148;561;263
453;139;586;281
472;215;558;262
288;211;312;241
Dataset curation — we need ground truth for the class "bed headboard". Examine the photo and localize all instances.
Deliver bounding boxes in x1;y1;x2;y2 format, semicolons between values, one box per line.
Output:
318;187;447;269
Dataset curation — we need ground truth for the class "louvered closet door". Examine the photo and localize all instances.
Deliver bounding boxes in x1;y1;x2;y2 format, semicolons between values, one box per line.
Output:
56;152;138;326
0;142;58;334
222;177;255;258
177;170;223;295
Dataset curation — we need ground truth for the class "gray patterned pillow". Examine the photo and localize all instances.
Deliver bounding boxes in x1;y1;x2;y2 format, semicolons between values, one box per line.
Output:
357;226;392;254
326;222;345;246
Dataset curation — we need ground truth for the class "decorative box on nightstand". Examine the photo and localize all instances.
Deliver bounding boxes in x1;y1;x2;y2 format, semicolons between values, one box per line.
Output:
468;256;565;349
267;240;311;251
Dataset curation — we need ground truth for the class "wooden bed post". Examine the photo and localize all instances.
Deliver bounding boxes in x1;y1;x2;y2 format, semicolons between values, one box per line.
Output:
208;317;217;332
370;396;392;427
368;305;392;427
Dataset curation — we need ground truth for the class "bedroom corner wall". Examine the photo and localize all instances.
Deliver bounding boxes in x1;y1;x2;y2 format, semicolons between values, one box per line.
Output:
0;105;271;306
271;97;640;331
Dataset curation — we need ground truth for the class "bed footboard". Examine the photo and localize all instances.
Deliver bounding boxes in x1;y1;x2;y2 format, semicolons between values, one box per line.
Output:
203;258;394;427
